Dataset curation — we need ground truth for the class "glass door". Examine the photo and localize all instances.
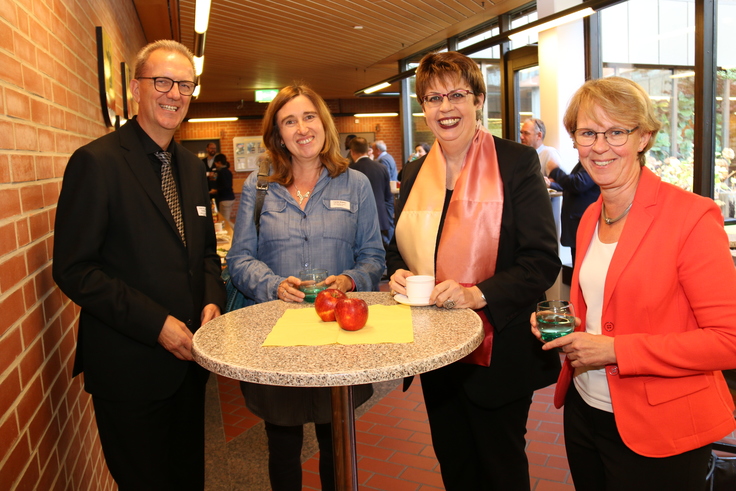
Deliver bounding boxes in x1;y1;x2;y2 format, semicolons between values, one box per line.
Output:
502;45;539;140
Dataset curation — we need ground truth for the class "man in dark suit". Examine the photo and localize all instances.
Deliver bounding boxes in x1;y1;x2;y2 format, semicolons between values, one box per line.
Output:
547;161;600;267
371;140;399;181
349;137;394;246
202;141;219;193
52;40;225;490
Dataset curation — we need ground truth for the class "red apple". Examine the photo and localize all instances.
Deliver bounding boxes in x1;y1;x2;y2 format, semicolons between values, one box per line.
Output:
314;289;348;322
334;298;369;331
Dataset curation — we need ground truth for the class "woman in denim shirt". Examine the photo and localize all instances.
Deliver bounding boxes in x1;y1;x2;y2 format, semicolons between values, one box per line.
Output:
227;84;384;491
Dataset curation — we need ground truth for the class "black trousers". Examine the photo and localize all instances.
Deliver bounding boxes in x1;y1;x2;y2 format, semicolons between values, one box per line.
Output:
420;365;534;491
564;383;712;491
92;362;209;491
264;421;335;491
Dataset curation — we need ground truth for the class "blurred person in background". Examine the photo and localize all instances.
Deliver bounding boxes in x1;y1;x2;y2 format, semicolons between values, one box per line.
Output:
211;154;235;228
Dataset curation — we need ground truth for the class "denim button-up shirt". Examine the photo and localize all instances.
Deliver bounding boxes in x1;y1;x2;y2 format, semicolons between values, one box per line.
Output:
227;166;385;303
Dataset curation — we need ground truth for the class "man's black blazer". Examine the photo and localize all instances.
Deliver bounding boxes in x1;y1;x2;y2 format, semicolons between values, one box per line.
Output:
386;136;561;407
549;162;600;248
53;120;225;401
350;156;394;233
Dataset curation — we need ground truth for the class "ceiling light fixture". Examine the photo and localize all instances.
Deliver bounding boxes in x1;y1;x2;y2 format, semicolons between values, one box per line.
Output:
195;0;212;34
194;55;204;76
353;113;399;117
363;82;391;94
671;71;696;79
187;117;239;123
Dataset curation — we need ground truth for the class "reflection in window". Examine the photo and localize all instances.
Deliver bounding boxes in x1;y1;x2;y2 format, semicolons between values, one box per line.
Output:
458;23;501;59
408;74;434;155
485;64;502;137
517;66;540;139
509;8;538;50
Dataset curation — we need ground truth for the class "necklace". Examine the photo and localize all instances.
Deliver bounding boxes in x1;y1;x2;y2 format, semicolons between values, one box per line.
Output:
293;165;321;205
294;185;311;205
602;202;633;225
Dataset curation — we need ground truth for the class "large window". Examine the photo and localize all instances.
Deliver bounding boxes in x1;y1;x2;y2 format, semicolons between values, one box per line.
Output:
403;9;539;147
601;0;696;191
602;0;736;220
716;0;736;219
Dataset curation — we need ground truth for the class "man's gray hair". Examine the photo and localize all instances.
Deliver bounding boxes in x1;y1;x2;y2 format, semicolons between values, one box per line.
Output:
134;40;195;79
524;118;546;140
374;140;387;153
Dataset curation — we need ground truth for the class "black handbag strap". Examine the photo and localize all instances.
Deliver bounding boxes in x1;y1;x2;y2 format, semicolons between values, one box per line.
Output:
254;158;270;236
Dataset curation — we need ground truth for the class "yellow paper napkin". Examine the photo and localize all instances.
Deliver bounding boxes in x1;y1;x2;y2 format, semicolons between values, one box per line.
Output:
262;304;414;347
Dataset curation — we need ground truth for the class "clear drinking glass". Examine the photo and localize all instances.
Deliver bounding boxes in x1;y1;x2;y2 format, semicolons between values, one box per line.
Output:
298;269;328;303
536;300;575;342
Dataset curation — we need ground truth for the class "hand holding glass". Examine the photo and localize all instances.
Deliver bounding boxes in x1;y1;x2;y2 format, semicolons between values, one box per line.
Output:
298;269;328;302
536;300;575;342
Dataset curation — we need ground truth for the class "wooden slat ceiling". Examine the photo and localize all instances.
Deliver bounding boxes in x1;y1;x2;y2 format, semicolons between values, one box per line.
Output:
138;0;527;103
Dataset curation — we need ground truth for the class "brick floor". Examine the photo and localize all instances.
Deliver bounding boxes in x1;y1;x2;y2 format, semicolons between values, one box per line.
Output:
217;365;736;490
217;374;575;490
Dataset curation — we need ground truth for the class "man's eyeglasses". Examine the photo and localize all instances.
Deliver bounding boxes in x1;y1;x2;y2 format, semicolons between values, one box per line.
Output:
138;77;197;96
421;89;473;107
572;126;639;147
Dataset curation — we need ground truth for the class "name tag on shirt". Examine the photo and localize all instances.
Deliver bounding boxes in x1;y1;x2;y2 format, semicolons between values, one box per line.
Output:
196;206;207;216
330;200;351;210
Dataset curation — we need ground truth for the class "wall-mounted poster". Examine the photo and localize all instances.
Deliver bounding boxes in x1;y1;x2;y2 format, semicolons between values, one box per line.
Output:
96;26;116;127
233;136;266;172
121;61;134;120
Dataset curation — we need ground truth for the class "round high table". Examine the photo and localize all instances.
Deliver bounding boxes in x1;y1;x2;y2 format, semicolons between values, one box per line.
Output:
193;291;484;491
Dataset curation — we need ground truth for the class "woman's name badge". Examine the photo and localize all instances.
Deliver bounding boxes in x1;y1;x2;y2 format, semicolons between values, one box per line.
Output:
197;206;207;216
329;200;351;210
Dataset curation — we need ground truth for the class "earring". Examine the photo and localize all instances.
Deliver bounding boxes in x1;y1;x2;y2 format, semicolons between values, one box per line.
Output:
280;140;285;147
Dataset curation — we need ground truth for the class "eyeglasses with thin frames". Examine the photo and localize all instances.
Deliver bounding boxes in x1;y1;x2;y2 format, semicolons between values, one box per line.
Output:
572;126;639;147
138;76;197;96
421;89;474;108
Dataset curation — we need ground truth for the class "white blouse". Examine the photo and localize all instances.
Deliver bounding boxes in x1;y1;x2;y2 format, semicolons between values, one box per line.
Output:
574;223;617;413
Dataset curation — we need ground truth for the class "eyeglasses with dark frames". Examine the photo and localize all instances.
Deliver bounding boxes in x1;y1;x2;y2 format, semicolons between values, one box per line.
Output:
138;76;197;96
573;126;639;147
421;89;474;107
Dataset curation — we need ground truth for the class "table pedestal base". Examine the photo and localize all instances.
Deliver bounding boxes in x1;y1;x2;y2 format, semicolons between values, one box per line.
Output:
331;386;358;490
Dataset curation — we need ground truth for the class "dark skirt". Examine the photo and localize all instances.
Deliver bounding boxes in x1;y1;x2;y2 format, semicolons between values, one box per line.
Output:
240;382;374;426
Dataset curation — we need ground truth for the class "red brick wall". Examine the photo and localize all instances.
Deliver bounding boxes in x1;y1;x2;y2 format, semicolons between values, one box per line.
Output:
1;1;146;489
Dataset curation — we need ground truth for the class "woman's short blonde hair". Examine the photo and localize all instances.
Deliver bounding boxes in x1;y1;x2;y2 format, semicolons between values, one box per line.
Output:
563;77;661;166
261;84;348;186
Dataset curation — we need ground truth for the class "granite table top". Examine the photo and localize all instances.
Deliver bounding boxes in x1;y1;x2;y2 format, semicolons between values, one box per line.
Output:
192;292;484;387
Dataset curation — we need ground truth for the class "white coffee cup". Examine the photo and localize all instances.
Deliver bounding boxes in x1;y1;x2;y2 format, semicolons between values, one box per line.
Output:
405;275;435;303
390;181;399;193
214;221;224;233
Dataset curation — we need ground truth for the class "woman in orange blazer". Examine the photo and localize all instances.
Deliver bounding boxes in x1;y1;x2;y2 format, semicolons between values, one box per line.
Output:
531;77;736;491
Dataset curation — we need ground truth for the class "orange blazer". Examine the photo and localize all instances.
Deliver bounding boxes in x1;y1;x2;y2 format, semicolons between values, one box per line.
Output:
555;167;736;457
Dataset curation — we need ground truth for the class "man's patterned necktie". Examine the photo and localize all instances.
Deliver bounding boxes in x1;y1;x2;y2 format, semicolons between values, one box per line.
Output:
155;151;186;246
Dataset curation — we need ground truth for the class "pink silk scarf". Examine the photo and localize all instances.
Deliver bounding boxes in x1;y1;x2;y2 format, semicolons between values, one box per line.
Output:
396;124;503;366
